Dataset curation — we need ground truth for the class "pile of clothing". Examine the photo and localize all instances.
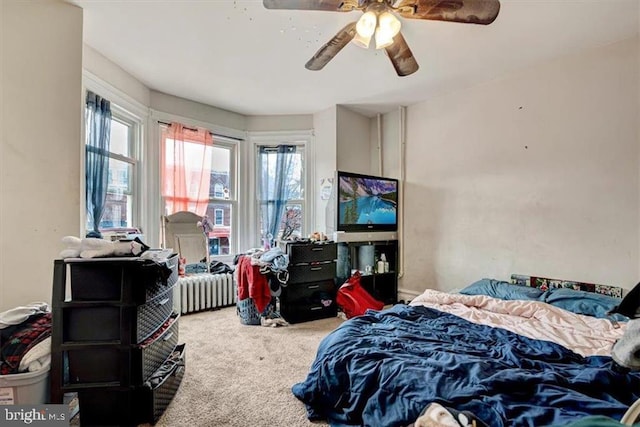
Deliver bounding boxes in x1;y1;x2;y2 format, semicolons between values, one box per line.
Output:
0;303;52;375
235;247;290;327
185;259;235;275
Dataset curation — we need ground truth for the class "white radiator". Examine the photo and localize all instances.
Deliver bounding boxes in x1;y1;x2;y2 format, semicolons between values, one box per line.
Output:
176;273;236;314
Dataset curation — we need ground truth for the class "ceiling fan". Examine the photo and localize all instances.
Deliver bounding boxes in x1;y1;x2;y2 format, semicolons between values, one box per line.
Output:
263;0;500;77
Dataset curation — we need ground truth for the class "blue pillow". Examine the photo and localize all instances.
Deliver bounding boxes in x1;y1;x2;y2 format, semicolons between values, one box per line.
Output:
459;279;545;301
544;287;627;320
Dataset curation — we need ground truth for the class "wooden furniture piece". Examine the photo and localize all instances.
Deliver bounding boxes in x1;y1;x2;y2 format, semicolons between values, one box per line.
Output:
50;255;184;426
280;241;338;323
336;239;398;305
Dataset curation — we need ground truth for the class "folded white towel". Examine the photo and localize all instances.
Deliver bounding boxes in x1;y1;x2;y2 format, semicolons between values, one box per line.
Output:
612;318;640;370
18;337;51;372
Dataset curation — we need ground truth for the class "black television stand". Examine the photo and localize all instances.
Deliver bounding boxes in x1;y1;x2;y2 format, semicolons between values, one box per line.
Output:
335;237;398;305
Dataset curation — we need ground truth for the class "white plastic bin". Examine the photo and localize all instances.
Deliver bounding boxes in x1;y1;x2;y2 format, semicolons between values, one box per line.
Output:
0;366;50;405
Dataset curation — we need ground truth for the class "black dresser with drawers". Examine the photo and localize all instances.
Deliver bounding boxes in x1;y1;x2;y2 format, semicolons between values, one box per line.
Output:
280;241;337;323
50;254;184;426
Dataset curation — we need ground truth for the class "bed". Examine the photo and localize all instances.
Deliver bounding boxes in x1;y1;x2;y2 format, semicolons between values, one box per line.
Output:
292;275;640;427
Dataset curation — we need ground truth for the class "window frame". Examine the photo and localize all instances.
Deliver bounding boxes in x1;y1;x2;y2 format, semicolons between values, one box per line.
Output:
214;208;224;226
98;108;139;231
213;183;224;199
81;73;145;238
206;137;238;258
157;121;240;261
250;131;314;248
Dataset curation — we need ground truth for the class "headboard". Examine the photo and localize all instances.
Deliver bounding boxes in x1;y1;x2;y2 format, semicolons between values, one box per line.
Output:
510;274;624;298
162;211;210;269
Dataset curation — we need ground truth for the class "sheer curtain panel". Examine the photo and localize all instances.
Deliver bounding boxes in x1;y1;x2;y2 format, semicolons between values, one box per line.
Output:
161;123;213;216
259;145;297;248
85;90;112;238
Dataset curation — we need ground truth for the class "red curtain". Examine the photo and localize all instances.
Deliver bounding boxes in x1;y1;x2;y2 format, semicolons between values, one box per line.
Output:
161;122;213;216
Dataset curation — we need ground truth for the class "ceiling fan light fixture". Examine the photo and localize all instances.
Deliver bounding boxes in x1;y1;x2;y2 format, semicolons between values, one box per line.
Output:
352;32;373;48
353;10;377;48
374;11;401;49
374;31;394;50
263;0;502;77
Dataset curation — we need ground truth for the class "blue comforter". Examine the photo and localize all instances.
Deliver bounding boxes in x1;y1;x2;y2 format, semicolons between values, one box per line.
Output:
292;304;640;427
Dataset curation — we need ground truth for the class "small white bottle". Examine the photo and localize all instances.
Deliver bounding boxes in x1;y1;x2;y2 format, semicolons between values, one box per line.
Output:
380;253;389;273
376;256;384;274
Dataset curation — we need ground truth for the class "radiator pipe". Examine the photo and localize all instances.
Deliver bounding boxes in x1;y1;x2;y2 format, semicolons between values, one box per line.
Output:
398;106;406;279
377;113;383;175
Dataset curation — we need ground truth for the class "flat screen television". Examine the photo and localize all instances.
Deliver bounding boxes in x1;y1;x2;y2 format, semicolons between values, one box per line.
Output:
336;171;398;232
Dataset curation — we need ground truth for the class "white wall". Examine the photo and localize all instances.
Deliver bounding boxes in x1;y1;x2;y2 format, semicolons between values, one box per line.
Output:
150;91;246;132
336;105;372;175
246;115;313;132
382;109;400;179
313;106;338;235
83;44;151;108
402;36;640;295
1;0;83;311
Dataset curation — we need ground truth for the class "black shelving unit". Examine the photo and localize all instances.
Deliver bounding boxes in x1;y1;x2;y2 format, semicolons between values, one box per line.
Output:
50;255;185;426
336;240;398;305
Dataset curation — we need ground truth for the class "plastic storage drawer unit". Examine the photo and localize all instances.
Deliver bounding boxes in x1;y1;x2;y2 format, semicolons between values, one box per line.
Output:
281;242;338;323
68;255;178;303
62;286;174;344
286;242;337;264
76;344;186;426
65;315;179;386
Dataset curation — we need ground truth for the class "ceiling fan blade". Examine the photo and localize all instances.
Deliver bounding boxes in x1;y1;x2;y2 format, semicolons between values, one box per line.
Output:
396;0;500;25
263;0;357;12
384;32;419;77
305;22;357;71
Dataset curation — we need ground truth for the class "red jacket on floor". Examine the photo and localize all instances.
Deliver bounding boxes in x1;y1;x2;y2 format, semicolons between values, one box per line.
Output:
236;255;271;313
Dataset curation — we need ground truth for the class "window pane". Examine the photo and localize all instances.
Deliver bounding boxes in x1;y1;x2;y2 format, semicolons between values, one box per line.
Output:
209;146;231;200
100;192;133;229
281;204;303;240
110;119;130;157
257;147;305;244
164;138;213;198
205;203;232;255
96;158;133;230
259;150;303;200
107;157;132;195
211;146;230;174
288;152;303;200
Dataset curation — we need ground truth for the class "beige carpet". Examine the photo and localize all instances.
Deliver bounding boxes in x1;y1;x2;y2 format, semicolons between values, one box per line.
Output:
150;307;344;427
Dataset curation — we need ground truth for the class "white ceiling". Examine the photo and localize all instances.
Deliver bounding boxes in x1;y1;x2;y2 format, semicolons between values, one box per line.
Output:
70;0;639;117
